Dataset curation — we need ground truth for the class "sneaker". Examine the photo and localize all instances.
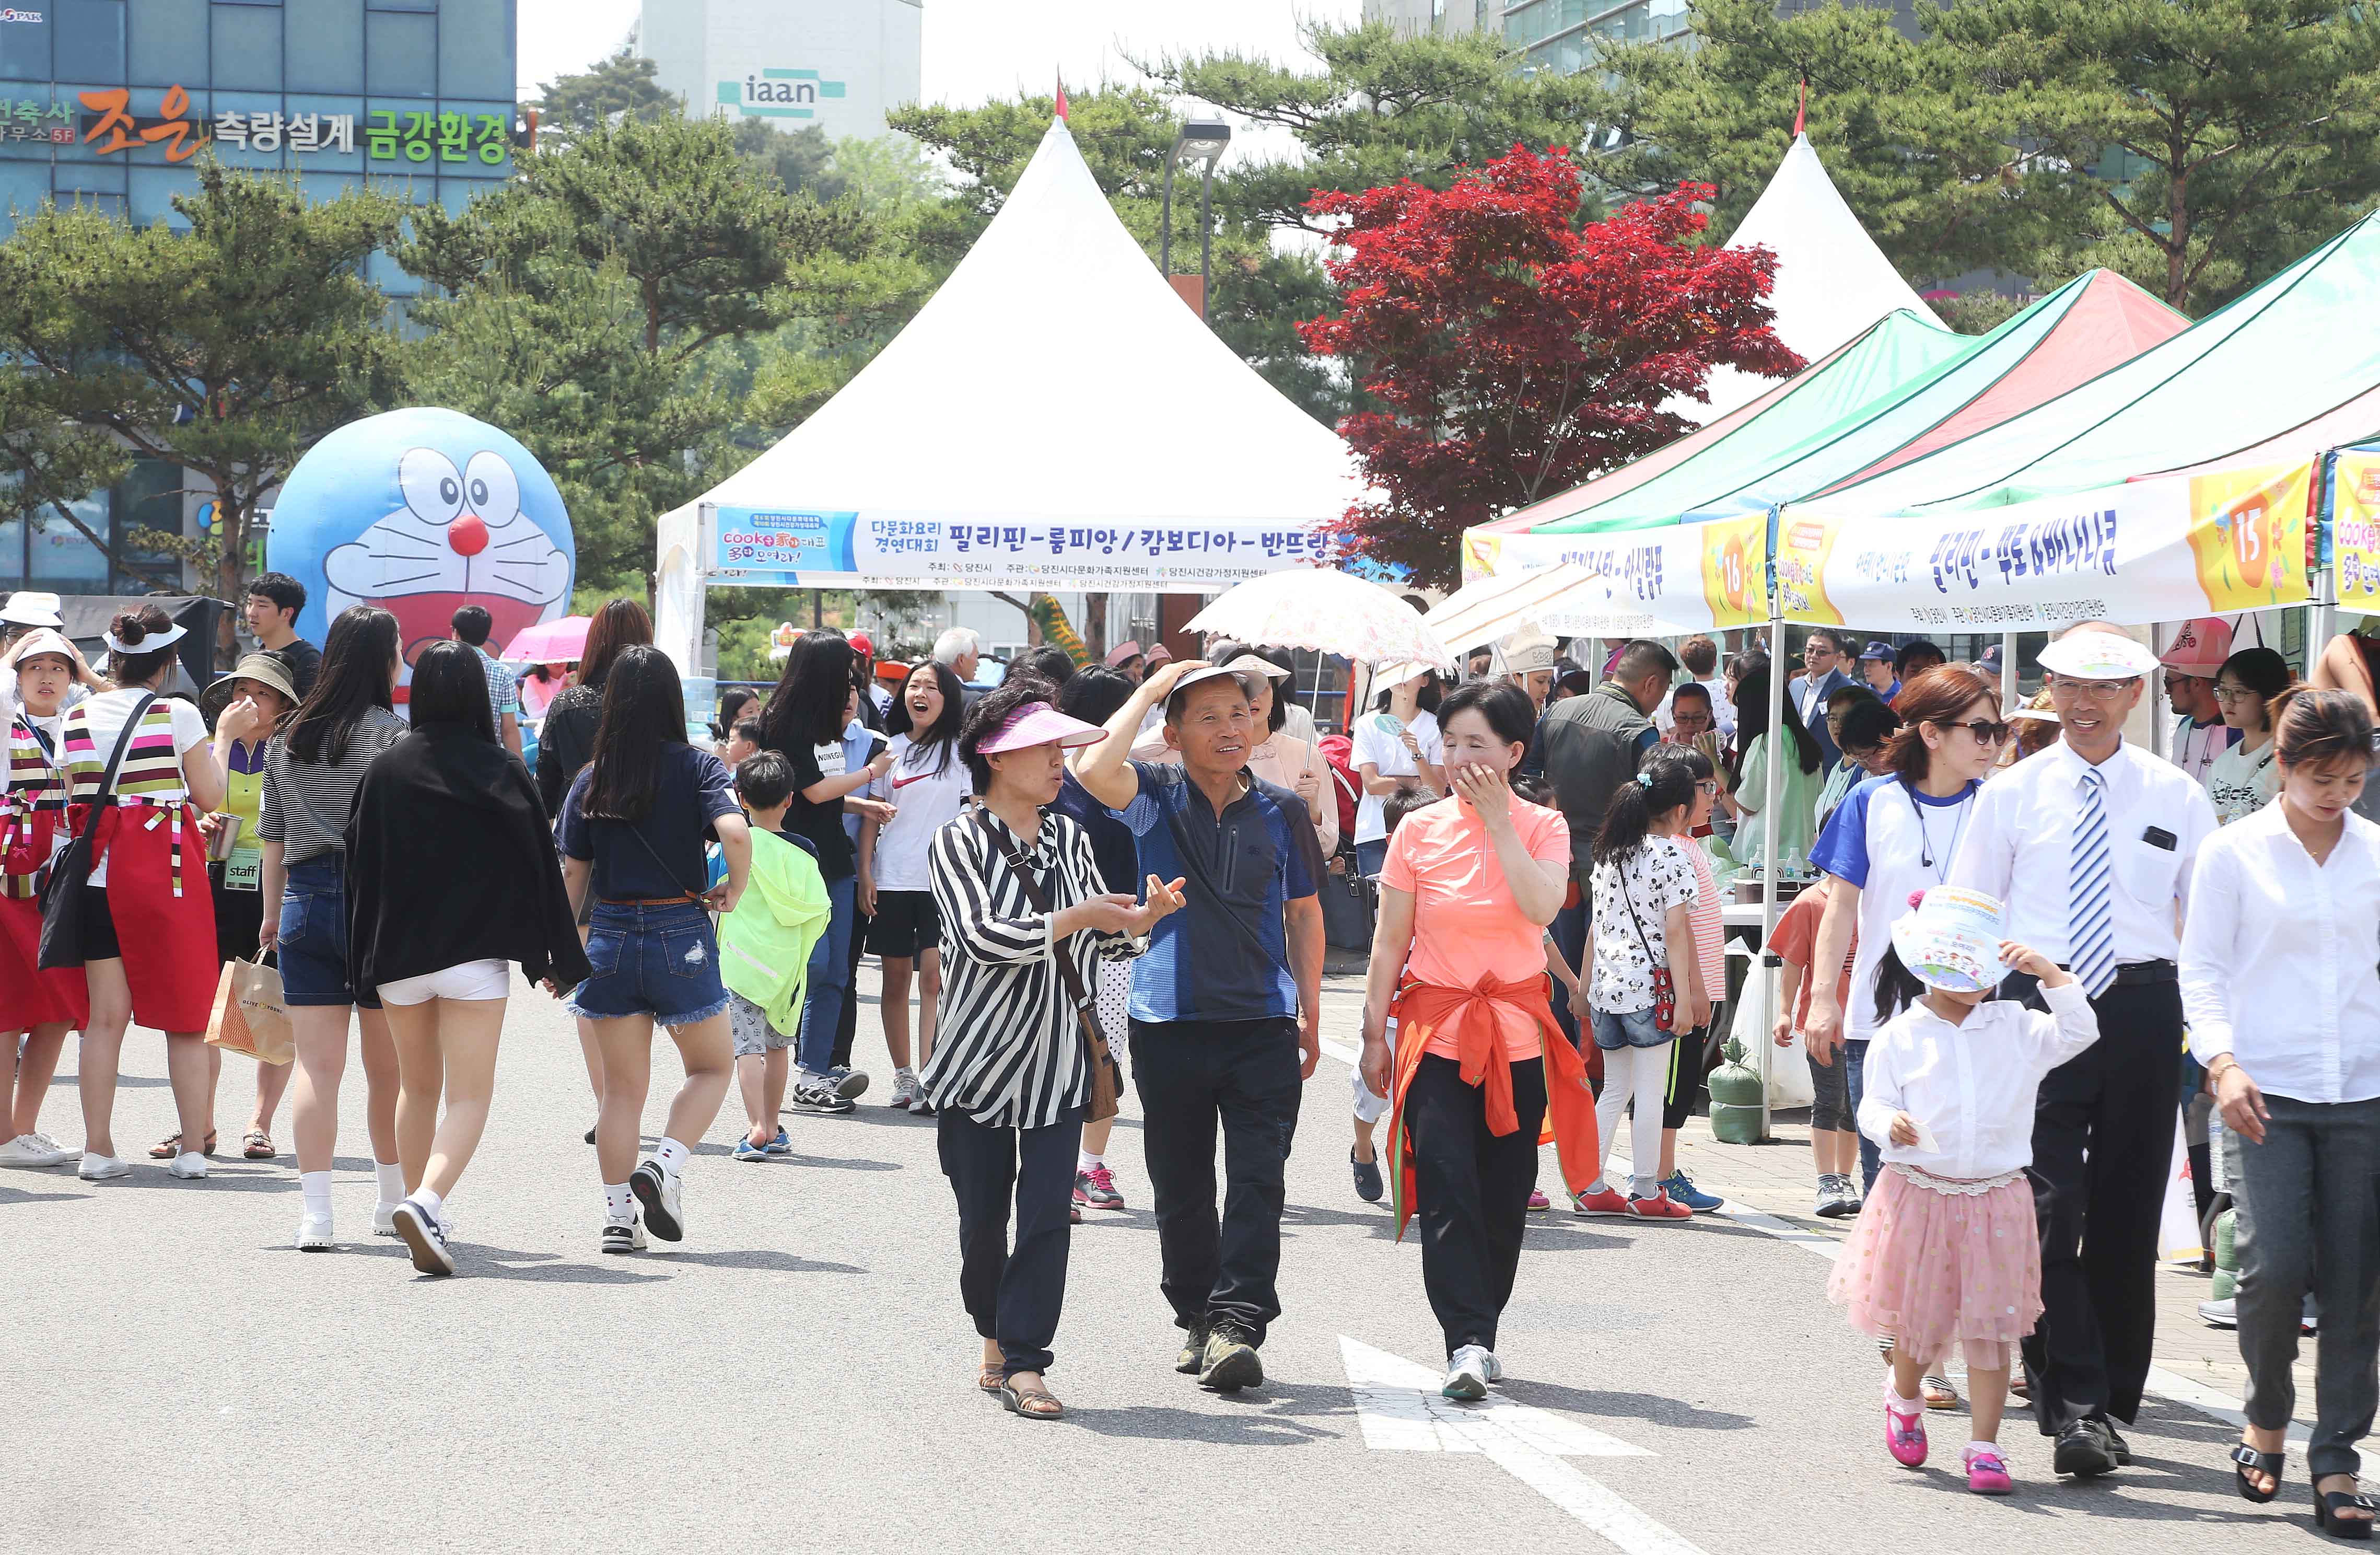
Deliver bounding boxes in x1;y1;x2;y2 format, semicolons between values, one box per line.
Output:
791;1075;856;1115
1350;1150;1384;1203
371;1202;401;1236
764;1127;793;1156
1069;1201;1082;1224
1444;1344;1496;1401
1661;1169;1723;1213
1886;1395;1929;1468
1815;1174;1856;1219
1074;1164;1124;1209
1572;1187;1631;1216
600;1217;647;1255
1174;1321;1211;1375
1526;1188;1550;1211
630;1160;684;1242
166;1151;208;1180
1199;1326;1264;1392
2198;1296;2237;1329
1626;1191;1694;1221
910;1095;937;1117
584;1124;596;1145
77;1152;130;1181
1964;1444;2013;1495
732;1137;770;1163
295;1210;335;1250
0;1133;73;1167
889;1070;921;1110
828;1065;869;1100
392;1199;456;1277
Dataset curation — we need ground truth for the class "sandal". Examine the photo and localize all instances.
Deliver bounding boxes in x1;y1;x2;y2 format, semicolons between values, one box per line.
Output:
1922;1374;1960;1410
2316;1478;2376;1539
147;1129;217;1160
977;1365;1005;1394
999;1380;1065;1420
242;1130;275;1160
2233;1442;2285;1504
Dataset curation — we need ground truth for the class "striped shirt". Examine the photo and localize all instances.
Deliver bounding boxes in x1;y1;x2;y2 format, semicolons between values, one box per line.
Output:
258;707;408;865
3;712;66;902
476;647;519;718
920;807;1141;1130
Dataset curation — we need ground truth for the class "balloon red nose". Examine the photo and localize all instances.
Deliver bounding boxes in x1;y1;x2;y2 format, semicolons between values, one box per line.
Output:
447;513;489;556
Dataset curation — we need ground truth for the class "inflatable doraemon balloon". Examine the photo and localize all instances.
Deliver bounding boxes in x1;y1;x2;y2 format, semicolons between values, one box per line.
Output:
266;408;576;684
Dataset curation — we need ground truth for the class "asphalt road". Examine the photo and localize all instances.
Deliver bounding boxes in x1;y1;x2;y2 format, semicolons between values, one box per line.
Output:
5;968;2341;1554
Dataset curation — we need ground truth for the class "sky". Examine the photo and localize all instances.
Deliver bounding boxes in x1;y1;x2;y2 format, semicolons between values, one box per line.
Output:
516;0;1367;117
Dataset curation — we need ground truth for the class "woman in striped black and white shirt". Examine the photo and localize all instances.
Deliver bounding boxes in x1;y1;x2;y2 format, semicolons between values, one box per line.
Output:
924;675;1182;1423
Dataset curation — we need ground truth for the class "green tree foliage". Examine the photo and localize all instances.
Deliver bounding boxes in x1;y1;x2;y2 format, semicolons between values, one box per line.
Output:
0;160;406;651
402;116;920;594
524;47;682;154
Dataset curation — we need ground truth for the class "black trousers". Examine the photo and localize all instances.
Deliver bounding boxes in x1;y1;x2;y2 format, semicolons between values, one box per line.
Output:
937;1104;1083;1378
1409;1053;1545;1357
1131;1015;1303;1345
2009;969;2183;1434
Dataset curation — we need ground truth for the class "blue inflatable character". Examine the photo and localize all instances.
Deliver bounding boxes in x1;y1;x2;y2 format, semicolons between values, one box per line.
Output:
266;408;575;681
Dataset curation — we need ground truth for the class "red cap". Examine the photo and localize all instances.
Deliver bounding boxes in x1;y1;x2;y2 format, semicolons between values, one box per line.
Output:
848;632;874;658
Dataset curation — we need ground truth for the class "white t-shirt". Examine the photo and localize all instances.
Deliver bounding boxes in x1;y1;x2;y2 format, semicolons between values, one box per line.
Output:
77;689;209;887
867;733;971;892
1587;835;1700;1014
1351;708;1443;844
2206;737;2279;826
1807;774;1983;1045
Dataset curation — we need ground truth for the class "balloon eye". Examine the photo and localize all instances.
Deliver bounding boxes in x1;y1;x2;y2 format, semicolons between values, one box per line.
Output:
440;478;458;505
470;479;488;508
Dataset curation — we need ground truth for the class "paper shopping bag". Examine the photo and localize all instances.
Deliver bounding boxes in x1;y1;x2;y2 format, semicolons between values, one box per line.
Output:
206;958;292;1065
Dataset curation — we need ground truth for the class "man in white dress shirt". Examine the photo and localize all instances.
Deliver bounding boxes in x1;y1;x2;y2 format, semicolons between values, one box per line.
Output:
1947;627;2218;1480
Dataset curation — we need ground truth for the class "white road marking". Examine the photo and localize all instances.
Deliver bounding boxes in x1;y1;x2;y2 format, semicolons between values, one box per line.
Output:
1339;1337;1708;1555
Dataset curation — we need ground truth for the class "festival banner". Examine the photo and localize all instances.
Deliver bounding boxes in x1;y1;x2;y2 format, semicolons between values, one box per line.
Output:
1777;460;2316;631
1459;518;1769;636
704;505;1342;590
2330;450;2380;610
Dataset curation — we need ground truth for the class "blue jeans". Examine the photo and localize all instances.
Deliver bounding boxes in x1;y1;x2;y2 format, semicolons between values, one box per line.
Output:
567;900;728;1026
797;873;858;1074
277;854;379;1009
1355;838;1388;880
1844;1038;1879;1192
1591;1005;1667;1050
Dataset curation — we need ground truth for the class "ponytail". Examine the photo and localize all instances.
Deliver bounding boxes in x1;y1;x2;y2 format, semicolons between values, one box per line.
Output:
1870;943;1927;1028
1593;750;1697;865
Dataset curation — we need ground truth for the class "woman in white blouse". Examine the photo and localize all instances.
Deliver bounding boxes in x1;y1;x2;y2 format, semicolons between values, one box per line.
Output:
2181;687;2380;1531
2206;646;2292;825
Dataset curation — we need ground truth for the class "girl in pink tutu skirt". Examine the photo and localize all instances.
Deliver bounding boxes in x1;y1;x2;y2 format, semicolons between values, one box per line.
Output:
1827;887;2099;1494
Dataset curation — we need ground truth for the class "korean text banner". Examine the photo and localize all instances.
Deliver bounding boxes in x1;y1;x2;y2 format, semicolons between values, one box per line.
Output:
1459;517;1770;636
2331;451;2380;611
705;507;1341;590
1776;461;2316;631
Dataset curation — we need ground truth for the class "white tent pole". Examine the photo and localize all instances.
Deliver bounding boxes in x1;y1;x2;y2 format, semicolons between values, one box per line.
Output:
1758;589;1784;1144
2001;631;2019;716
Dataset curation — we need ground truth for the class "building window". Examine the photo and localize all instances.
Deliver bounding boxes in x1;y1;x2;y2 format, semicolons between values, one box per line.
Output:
364;10;436;97
55;0;126;83
0;11;50;82
365;0;438;9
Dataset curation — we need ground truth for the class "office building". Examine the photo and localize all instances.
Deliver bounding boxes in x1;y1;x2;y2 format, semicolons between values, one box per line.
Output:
641;0;921;143
0;0;519;595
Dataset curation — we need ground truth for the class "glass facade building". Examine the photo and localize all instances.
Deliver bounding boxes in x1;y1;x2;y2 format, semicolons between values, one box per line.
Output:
0;0;518;594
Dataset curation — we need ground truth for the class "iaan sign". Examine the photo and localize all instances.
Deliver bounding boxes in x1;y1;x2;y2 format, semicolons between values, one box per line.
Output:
714;67;847;120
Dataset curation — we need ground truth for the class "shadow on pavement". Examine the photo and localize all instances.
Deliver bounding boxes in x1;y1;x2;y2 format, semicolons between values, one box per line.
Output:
663;1248;866;1274
1496;1374;1756;1432
0;1183;88;1205
1060;1378;1350;1446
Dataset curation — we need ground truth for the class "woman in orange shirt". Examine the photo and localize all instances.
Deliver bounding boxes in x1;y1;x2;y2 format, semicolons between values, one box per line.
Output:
1360;682;1598;1401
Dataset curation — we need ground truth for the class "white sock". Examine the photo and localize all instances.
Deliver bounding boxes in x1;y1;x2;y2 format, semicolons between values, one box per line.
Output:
1887;1382;1922;1410
655;1136;691;1177
411;1187;445;1221
1965;1440;1999;1456
374;1159;405;1205
603;1182;634;1223
1078;1150;1104;1173
301;1170;333;1215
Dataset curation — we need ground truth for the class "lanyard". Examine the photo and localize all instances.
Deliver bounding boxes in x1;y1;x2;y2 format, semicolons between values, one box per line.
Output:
1906;781;1972;881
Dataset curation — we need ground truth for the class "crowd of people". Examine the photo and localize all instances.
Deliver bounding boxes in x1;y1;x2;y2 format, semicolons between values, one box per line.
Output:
3;583;2376;1528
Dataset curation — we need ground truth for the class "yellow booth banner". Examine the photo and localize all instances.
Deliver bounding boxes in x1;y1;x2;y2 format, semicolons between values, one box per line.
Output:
1460;519;1768;636
2331;450;2380;610
1778;460;2316;631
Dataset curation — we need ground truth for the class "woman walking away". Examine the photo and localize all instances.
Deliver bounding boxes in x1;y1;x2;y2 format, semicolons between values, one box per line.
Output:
1051;667;1147;1202
1361;683;1597;1399
925;676;1182;1420
262;606;409;1244
862;659;971;1112
759;630;893;1113
559;646;752;1253
0;629;97;1168
2181;688;2380;1535
347;642;591;1275
1727;655;1825;875
178;653;301;1165
59;607;225;1182
535;598;652;1133
1571;753;1708;1221
2207;646;2294;826
1828;890;2097;1495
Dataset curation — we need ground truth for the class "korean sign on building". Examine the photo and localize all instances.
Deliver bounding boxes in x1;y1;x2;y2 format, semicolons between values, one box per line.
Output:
1;85;517;166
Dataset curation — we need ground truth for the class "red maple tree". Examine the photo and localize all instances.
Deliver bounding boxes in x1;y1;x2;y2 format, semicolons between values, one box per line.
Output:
1300;146;1802;588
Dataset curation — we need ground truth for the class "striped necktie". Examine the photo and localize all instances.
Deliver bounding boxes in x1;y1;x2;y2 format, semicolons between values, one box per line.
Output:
2068;767;2117;997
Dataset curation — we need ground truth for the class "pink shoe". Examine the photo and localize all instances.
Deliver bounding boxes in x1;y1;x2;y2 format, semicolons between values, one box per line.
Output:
1526;1188;1551;1211
1963;1445;2013;1494
1885;1398;1928;1468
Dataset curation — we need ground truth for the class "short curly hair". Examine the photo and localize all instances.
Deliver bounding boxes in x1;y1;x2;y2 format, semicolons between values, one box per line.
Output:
958;673;1065;793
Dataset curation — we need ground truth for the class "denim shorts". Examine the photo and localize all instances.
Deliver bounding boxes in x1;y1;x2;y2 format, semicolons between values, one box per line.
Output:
278;854;379;1009
1591;1005;1667;1051
566;899;729;1027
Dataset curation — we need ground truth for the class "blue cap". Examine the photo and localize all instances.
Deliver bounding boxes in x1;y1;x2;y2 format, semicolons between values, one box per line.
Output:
1859;639;1895;662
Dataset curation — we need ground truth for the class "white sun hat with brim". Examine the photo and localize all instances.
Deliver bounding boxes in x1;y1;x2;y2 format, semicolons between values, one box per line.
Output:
0;590;63;629
2036;630;2159;681
1889;885;2011;994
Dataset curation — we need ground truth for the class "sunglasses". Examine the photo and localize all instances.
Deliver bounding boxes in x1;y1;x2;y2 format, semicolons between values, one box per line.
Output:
1937;718;2012;744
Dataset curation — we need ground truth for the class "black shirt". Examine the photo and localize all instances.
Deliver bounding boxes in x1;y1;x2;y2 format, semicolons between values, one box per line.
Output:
270;636;322;699
781;738;858;880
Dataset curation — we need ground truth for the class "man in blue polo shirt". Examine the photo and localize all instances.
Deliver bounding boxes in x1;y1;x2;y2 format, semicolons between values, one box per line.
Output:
1072;657;1326;1394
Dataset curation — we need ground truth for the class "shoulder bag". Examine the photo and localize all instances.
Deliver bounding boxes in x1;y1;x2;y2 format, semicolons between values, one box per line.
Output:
976;810;1122;1123
1616;847;1677;1032
37;693;156;969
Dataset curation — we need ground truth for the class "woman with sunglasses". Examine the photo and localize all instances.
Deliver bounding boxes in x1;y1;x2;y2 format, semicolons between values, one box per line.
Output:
1798;667;2008;1407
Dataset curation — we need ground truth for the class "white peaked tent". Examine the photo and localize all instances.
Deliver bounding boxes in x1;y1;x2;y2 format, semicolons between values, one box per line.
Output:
654;115;1364;676
1684;134;1941;426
